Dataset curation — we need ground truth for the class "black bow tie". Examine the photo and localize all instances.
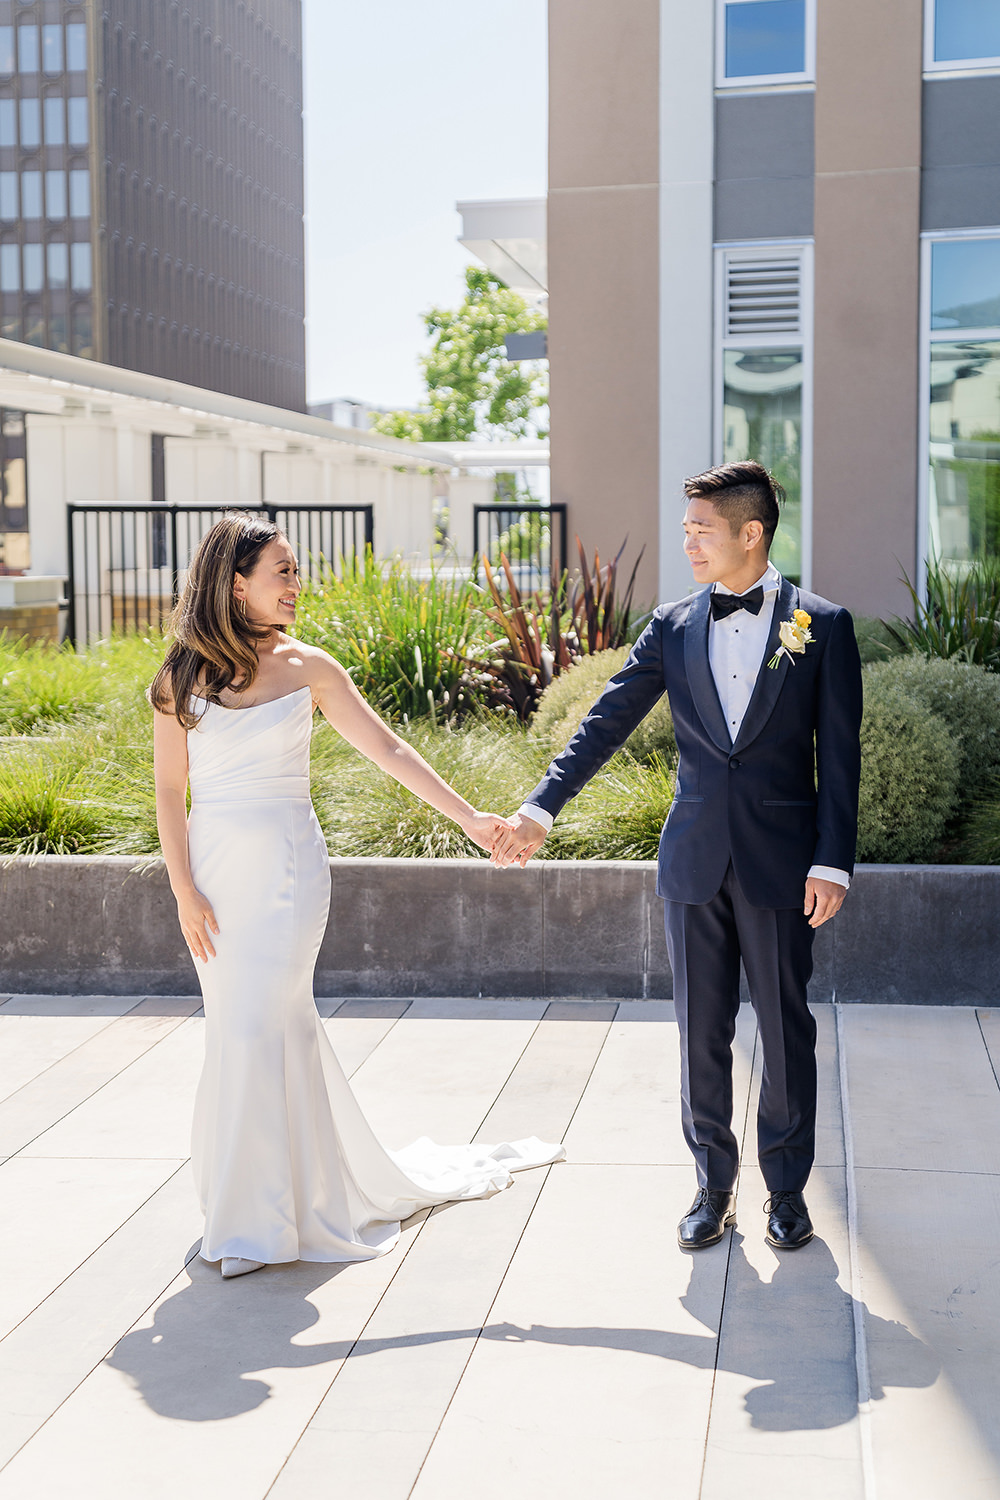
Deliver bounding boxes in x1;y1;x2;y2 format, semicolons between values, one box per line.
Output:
710;586;765;621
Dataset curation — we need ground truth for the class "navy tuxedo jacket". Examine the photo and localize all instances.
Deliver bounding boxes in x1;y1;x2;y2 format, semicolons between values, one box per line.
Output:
524;576;863;909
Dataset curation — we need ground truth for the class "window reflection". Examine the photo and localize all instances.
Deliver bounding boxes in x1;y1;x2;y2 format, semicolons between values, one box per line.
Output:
67;95;87;145
934;0;1000;62
0;27;13;73
43;95;64;145
723;348;803;580
930;341;1000;560
0;171;15;219
42;23;62;73
20;169;41;217
725;0;806;79
931;239;1000;330
66;22;85;71
17;23;38;73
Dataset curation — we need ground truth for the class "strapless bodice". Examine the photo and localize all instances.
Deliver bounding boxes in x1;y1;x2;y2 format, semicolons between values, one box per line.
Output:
187;685;314;804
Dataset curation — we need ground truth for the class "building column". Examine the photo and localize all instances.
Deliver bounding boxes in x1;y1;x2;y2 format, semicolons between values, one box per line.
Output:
811;0;924;618
547;0;661;608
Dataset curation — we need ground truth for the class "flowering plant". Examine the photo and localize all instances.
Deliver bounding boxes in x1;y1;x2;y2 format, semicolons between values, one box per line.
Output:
768;608;813;670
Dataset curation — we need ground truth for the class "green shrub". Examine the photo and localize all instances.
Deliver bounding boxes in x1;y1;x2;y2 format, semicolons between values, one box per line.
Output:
532;647;675;762
887;556;1000;671
552;751;676;861
854;615;907;665
857;671;960;862
864;655;1000;801
0;753;109;855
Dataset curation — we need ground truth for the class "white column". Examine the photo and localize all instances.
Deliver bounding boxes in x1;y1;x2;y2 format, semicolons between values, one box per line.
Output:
658;0;715;603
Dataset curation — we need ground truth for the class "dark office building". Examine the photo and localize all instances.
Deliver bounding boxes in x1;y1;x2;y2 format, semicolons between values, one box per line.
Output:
0;0;306;411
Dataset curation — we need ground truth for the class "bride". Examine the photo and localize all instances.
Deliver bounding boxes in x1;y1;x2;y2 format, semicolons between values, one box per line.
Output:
150;514;562;1279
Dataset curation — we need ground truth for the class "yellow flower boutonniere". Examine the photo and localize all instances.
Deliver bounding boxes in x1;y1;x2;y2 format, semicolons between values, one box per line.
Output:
768;608;813;670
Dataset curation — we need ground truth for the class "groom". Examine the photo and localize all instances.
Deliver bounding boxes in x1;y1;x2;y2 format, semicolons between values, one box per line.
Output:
492;461;863;1251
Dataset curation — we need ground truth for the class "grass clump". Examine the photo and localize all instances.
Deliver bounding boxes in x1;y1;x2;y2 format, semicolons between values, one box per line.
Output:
857;671;960;862
293;552;492;724
532;647;675;763
956;784;1000;864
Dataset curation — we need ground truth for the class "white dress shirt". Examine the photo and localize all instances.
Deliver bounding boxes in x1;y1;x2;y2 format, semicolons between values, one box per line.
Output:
518;563;849;891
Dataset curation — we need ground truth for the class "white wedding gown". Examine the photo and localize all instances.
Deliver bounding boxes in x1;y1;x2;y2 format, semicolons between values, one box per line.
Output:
185;685;563;1265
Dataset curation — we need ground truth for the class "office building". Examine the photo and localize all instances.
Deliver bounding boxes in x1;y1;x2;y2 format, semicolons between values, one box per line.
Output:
547;0;1000;617
0;0;305;414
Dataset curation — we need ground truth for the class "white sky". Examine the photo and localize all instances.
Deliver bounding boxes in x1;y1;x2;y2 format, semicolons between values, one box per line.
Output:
302;0;548;411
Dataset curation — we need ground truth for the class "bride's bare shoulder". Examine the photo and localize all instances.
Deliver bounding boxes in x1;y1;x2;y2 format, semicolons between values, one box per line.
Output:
273;637;347;690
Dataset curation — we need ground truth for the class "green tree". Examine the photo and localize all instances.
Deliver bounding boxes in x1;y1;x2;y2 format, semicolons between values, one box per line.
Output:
371;266;548;443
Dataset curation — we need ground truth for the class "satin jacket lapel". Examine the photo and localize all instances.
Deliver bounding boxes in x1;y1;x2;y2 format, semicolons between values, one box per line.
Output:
683;587;732;751
732;577;798;754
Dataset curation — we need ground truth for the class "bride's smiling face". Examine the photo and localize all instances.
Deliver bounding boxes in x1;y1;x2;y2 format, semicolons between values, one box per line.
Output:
234;536;301;627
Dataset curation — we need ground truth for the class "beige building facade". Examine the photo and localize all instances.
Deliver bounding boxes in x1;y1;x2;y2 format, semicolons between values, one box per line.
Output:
548;0;1000;618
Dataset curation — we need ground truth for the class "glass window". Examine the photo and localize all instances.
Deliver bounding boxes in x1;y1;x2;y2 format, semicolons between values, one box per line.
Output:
70;240;91;290
67;96;87;145
47;240;67;288
72;301;92;357
45;168;65;218
0;27;14;74
0;243;19;292
0;171;16;219
66;22;86;71
931;238;1000;330
724;0;806;79
20;169;41;216
43;95;64;145
22;242;43;292
723;348;804;579
934;0;1000;63
19;97;40;147
23;303;44;347
42;24;62;73
69;167;89;217
0;99;13;146
49;309;68;352
17;23;38;73
929;341;1000;559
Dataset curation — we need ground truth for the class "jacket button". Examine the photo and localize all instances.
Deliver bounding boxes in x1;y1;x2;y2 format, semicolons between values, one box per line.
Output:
729;758;741;769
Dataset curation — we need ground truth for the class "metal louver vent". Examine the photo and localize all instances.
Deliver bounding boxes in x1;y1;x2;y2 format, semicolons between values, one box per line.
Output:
725;257;801;338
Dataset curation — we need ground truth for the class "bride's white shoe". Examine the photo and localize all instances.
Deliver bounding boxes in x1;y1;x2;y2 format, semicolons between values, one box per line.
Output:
221;1256;265;1279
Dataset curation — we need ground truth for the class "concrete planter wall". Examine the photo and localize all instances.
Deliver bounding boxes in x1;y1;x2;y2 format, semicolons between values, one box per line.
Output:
0;856;997;1005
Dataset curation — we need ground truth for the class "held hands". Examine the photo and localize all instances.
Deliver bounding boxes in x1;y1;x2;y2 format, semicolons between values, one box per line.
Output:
176;886;220;962
490;811;548;869
804;876;845;929
462;811;519;854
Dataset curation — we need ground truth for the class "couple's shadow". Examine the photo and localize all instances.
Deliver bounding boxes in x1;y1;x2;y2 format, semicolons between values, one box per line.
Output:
105;1231;939;1431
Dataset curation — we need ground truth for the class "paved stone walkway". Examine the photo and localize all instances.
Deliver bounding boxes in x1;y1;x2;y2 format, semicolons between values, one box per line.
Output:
0;993;998;1499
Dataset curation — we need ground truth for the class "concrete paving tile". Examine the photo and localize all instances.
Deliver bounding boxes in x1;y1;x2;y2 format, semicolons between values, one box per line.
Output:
814;1004;846;1168
317;998;411;1019
0;1156;183;1342
0;1010;136;1103
0;1165;203;1472
976;1008;1000;1086
412;1164;725;1500
614;999;676;1022
700;1166;864;1500
541;999;618;1021
18;1015;204;1160
0;1215;429;1500
475;1014;613;1147
403;998;547;1020
564;1002;756;1167
271;1177;554;1500
840;1006;1000;1172
0;1003;201;1161
348;1014;543;1149
0;996;141;1017
321;1014;406;1078
269;1017;608;1498
855;1167;1000;1500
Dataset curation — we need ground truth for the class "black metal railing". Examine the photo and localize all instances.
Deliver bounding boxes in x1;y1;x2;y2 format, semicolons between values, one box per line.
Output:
473;503;567;591
66;503;374;647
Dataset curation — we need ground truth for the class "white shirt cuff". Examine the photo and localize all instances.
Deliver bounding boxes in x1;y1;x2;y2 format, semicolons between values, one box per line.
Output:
516;803;553;832
808;864;850;890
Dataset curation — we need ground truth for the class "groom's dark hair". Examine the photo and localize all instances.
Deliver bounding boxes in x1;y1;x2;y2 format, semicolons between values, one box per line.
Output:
683;460;785;549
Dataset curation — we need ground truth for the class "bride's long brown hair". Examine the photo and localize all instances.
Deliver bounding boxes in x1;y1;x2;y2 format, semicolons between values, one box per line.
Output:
149;513;284;729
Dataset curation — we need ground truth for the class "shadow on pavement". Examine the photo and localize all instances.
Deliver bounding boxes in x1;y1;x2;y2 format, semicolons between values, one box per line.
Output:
105;1232;938;1432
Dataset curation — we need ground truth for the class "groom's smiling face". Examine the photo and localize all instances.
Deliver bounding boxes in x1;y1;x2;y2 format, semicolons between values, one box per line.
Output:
682;497;757;589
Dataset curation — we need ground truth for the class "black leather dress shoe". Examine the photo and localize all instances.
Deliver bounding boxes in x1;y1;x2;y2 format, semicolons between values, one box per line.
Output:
677;1188;736;1250
765;1190;814;1250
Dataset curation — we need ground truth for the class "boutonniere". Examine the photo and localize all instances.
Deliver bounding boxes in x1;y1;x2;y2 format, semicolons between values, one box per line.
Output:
768;608;813;670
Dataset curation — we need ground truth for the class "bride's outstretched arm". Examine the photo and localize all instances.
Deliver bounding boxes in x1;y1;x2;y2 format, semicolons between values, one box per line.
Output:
152;705;220;961
308;649;511;852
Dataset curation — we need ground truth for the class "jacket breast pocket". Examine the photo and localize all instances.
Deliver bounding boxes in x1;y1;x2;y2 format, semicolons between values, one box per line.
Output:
761;799;815;807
